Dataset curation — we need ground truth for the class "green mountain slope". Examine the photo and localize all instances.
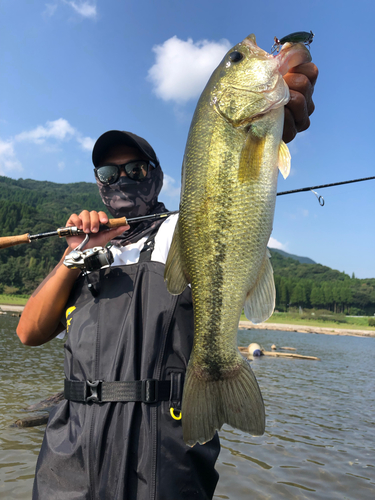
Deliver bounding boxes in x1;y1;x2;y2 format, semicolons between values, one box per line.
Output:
0;176;105;294
270;248;316;264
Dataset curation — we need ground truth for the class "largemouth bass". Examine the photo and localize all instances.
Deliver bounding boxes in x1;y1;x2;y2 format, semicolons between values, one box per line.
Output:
164;34;312;446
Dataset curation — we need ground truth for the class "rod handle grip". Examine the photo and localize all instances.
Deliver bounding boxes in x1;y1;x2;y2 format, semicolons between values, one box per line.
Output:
104;217;128;229
0;233;30;249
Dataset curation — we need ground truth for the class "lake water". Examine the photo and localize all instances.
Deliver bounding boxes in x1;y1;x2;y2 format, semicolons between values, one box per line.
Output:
1;315;374;499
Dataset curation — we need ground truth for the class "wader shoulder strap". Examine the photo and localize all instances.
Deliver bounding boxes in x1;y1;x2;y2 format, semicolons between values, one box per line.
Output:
138;230;158;263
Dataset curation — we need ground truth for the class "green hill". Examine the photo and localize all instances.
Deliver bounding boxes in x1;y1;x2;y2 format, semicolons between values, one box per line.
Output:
269;249;375;315
0;175;374;315
0;176;105;295
270;248;316;265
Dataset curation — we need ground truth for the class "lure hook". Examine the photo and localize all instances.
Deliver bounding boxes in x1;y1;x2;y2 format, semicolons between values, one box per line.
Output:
310;189;324;206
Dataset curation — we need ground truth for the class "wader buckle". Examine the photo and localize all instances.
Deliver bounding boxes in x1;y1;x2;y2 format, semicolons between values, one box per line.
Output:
141;379;158;404
86;380;102;403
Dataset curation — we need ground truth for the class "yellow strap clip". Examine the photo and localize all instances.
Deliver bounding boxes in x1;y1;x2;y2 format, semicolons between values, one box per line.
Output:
170;407;182;420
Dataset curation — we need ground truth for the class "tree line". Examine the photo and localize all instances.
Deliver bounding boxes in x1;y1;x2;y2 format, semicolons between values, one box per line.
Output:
0;176;105;295
270;251;375;315
0;176;374;315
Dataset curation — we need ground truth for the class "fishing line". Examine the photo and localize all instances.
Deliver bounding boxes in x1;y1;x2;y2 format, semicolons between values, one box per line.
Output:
276;176;375;206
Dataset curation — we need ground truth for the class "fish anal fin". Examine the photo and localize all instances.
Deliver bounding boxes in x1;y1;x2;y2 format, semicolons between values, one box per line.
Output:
278;140;291;179
182;356;265;446
244;251;275;324
164;222;189;295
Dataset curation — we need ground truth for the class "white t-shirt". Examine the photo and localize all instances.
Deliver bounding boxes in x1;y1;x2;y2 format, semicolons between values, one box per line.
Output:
110;213;178;265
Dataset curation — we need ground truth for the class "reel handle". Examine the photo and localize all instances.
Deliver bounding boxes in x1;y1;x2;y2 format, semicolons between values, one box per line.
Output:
0;233;30;249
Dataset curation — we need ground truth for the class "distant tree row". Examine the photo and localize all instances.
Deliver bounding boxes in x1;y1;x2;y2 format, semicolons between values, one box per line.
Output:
0;176;105;294
271;251;375;315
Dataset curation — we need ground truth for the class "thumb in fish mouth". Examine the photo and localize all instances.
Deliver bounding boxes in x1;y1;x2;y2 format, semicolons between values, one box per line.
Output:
276;42;312;76
282;62;318;142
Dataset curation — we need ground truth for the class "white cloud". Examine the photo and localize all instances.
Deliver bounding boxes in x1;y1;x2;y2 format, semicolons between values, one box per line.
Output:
1;119;95;175
288;130;308;157
45;1;97;19
160;174;181;198
268;236;287;251
44;2;58;17
14;118;94;152
64;0;97;19
0;139;23;175
147;36;231;104
77;136;95;151
15;118;76;144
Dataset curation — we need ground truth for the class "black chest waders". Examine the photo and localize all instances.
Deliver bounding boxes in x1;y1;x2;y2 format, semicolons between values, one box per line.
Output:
32;232;220;500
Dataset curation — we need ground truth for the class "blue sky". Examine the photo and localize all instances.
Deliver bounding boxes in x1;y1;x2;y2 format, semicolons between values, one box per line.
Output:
1;0;374;279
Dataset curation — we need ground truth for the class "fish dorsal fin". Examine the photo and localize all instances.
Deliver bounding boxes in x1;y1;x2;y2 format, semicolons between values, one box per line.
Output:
244;250;275;323
278;140;291;179
164;221;190;295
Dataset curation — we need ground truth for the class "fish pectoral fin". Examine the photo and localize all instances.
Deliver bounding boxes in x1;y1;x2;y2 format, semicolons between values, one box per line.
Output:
164;222;190;295
244;250;276;324
278;140;291;179
238;129;266;183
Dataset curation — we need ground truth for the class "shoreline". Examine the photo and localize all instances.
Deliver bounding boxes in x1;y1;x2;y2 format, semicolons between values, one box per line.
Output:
0;305;374;338
0;305;25;313
239;321;375;338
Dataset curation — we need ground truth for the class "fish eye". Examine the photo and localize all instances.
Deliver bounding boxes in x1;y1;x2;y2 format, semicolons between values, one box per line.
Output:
228;51;243;63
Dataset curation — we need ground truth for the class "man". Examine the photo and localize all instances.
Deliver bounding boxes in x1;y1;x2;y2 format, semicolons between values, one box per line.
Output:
17;62;318;499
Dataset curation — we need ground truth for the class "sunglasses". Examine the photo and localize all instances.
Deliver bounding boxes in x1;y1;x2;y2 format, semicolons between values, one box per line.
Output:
94;160;154;185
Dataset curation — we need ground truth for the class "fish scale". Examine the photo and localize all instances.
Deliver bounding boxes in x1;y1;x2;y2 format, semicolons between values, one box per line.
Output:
164;34;312;446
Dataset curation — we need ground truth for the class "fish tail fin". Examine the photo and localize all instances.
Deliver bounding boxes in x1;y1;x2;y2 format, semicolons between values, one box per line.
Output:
182;356;265;447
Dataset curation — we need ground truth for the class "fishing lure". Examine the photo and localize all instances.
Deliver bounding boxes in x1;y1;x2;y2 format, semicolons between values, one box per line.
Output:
272;30;314;53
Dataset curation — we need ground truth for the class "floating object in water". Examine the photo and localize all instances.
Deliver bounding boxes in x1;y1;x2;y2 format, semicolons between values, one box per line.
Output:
11;392;64;428
12;415;49;428
248;343;263;356
262;350;319;361
238;346;319;361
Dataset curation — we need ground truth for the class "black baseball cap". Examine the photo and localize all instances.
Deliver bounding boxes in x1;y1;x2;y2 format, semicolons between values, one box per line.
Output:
92;130;160;167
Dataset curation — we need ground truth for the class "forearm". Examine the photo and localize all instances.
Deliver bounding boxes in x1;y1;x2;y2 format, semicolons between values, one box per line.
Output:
17;248;81;346
16;210;129;346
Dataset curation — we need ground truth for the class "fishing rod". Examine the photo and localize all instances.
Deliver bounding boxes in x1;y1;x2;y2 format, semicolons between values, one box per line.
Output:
0;211;179;250
276;175;375;206
0;176;373;250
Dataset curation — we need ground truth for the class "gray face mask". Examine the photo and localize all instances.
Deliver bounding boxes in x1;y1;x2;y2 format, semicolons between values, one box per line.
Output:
97;164;164;219
97;164;168;245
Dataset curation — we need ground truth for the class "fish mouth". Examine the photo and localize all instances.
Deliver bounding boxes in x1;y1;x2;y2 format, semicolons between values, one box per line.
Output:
240;34;312;74
241;34;273;60
274;42;312;76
